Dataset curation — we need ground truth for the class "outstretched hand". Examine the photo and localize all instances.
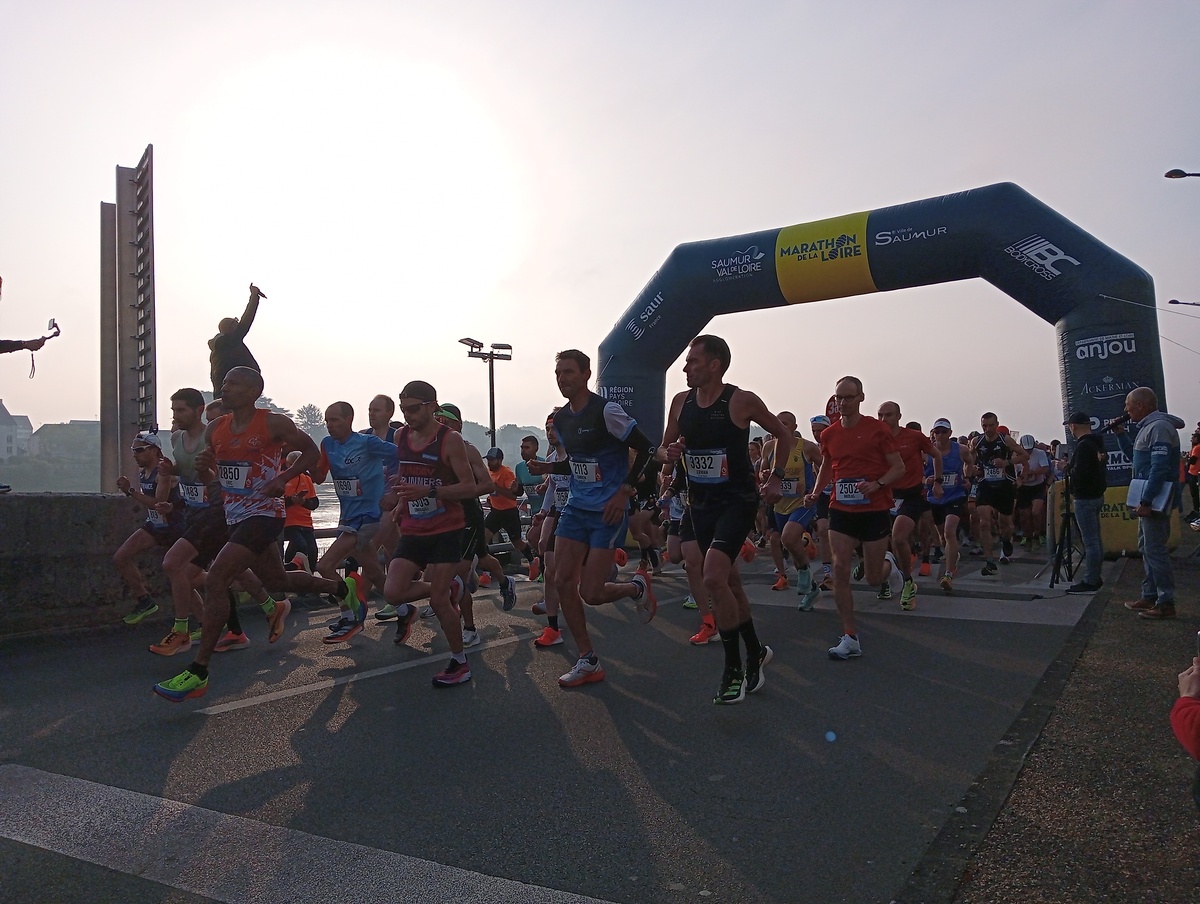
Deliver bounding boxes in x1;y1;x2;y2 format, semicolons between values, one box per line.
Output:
249;283;267;300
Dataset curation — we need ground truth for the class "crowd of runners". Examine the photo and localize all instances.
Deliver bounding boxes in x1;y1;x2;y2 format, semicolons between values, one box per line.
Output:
113;330;1118;707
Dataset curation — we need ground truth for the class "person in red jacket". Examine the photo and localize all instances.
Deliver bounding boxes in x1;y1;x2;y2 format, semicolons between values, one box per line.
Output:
1171;655;1200;811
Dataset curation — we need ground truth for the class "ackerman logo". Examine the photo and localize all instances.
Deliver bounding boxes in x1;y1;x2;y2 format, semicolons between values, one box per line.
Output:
1082;375;1141;401
1004;234;1081;280
711;245;765;283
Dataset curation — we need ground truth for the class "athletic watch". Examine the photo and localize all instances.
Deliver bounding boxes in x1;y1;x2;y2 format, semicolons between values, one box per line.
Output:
771;466;786;480
428;486;438;499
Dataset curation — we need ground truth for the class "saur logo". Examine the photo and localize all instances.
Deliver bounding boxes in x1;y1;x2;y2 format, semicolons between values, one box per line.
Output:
1075;333;1136;361
711;246;765;283
625;290;664;341
1004;234;1081;280
625;320;645;341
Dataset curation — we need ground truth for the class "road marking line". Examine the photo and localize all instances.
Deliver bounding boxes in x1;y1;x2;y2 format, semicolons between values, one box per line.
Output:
197;632;536;715
0;765;616;904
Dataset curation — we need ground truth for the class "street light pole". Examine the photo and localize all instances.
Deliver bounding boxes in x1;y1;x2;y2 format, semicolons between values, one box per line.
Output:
1168;299;1200;307
459;338;512;446
1164;169;1200;179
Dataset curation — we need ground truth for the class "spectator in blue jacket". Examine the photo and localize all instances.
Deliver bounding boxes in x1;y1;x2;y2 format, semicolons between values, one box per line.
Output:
1117;388;1182;619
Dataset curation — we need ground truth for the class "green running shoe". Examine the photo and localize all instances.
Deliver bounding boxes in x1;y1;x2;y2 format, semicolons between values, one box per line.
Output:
153;668;208;703
900;578;917;610
123;599;159;625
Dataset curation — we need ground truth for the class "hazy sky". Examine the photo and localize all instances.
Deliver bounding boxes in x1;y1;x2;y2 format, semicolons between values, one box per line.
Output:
2;1;1199;443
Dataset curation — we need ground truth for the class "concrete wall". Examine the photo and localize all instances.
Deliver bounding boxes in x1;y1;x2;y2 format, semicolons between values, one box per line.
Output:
0;494;167;637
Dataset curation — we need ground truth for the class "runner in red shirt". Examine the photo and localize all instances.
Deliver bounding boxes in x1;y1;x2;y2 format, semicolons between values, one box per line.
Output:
877;401;942;610
805;376;904;660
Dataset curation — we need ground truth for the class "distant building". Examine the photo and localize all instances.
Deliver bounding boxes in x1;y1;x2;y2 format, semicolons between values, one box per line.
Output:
30;420;100;462
0;399;33;459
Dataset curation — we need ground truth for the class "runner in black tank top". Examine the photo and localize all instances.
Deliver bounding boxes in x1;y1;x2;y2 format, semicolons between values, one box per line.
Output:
971;412;1028;574
662;334;793;705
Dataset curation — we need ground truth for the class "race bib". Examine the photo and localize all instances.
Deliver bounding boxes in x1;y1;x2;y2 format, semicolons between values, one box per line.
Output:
180;482;207;506
685;449;729;484
835;477;869;505
218;460;252;493
407;495;444;520
941;473;959;487
146;508;167;527
983;466;1005;482
334;477;363;498
779;477;801;498
554;486;570;509
571;458;602;484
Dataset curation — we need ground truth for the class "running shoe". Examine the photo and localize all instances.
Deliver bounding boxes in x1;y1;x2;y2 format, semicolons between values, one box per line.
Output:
613;548;628;567
739;540;756;563
528;557;541;582
559;655;605;687
149;630;192;656
818;577;834;593
851;561;864;581
214;630;249;652
534;626;563;647
323;618;363;644
420;605;435;619
188;627;203;642
981;560;998;576
500;575;517;612
631;570;657;623
900;578;918;611
746;645;774;694
123;598;159;625
713;667;746;705
289;553;313;574
267;597;293;643
828;634;862;660
918;561;931;577
682;595;698;610
432;658;472;687
462;628;481;648
375;604;398;621
0;483;10;493
531;600;547;616
478;572;492;587
1123;598;1156;611
877;582;892;600
940;573;954;594
394;604;419;645
153;668;208;702
689;620;719;645
1000;537;1013;563
798;582;820;612
771;573;789;591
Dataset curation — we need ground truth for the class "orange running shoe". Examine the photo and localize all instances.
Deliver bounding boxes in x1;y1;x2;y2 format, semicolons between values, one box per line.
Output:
478;572;492;587
740;540;756;562
528;557;541;582
690;619;719;645
771;573;789;591
918;561;931;577
149;630;192;656
613;548;628;567
534;626;563;647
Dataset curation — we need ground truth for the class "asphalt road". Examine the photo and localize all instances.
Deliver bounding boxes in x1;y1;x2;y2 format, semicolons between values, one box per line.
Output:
0;550;1095;904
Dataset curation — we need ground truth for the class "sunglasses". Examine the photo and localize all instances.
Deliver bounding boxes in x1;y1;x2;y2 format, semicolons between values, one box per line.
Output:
400;401;432;416
130;446;154;453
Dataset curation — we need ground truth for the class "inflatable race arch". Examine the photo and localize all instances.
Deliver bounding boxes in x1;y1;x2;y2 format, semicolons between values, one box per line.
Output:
596;182;1167;553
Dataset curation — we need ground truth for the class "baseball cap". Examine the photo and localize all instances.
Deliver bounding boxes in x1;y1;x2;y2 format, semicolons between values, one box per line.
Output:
809;415;831;426
132;431;163;451
997;425;1010;435
434;403;462;424
485;447;503;461
1064;411;1091;426
932;418;952;431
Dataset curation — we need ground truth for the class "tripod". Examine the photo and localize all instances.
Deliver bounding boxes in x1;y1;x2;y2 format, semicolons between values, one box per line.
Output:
1049;474;1081;588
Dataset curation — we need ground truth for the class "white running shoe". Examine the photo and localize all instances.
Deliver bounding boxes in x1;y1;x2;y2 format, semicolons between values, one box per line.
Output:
461;628;481;648
828;634;862;660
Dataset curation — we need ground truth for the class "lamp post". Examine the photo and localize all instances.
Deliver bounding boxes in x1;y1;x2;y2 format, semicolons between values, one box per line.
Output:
1168;299;1200;307
459;338;512;446
1164;169;1200;179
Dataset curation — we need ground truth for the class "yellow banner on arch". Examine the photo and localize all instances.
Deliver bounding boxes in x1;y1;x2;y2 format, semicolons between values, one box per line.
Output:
775;212;877;305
